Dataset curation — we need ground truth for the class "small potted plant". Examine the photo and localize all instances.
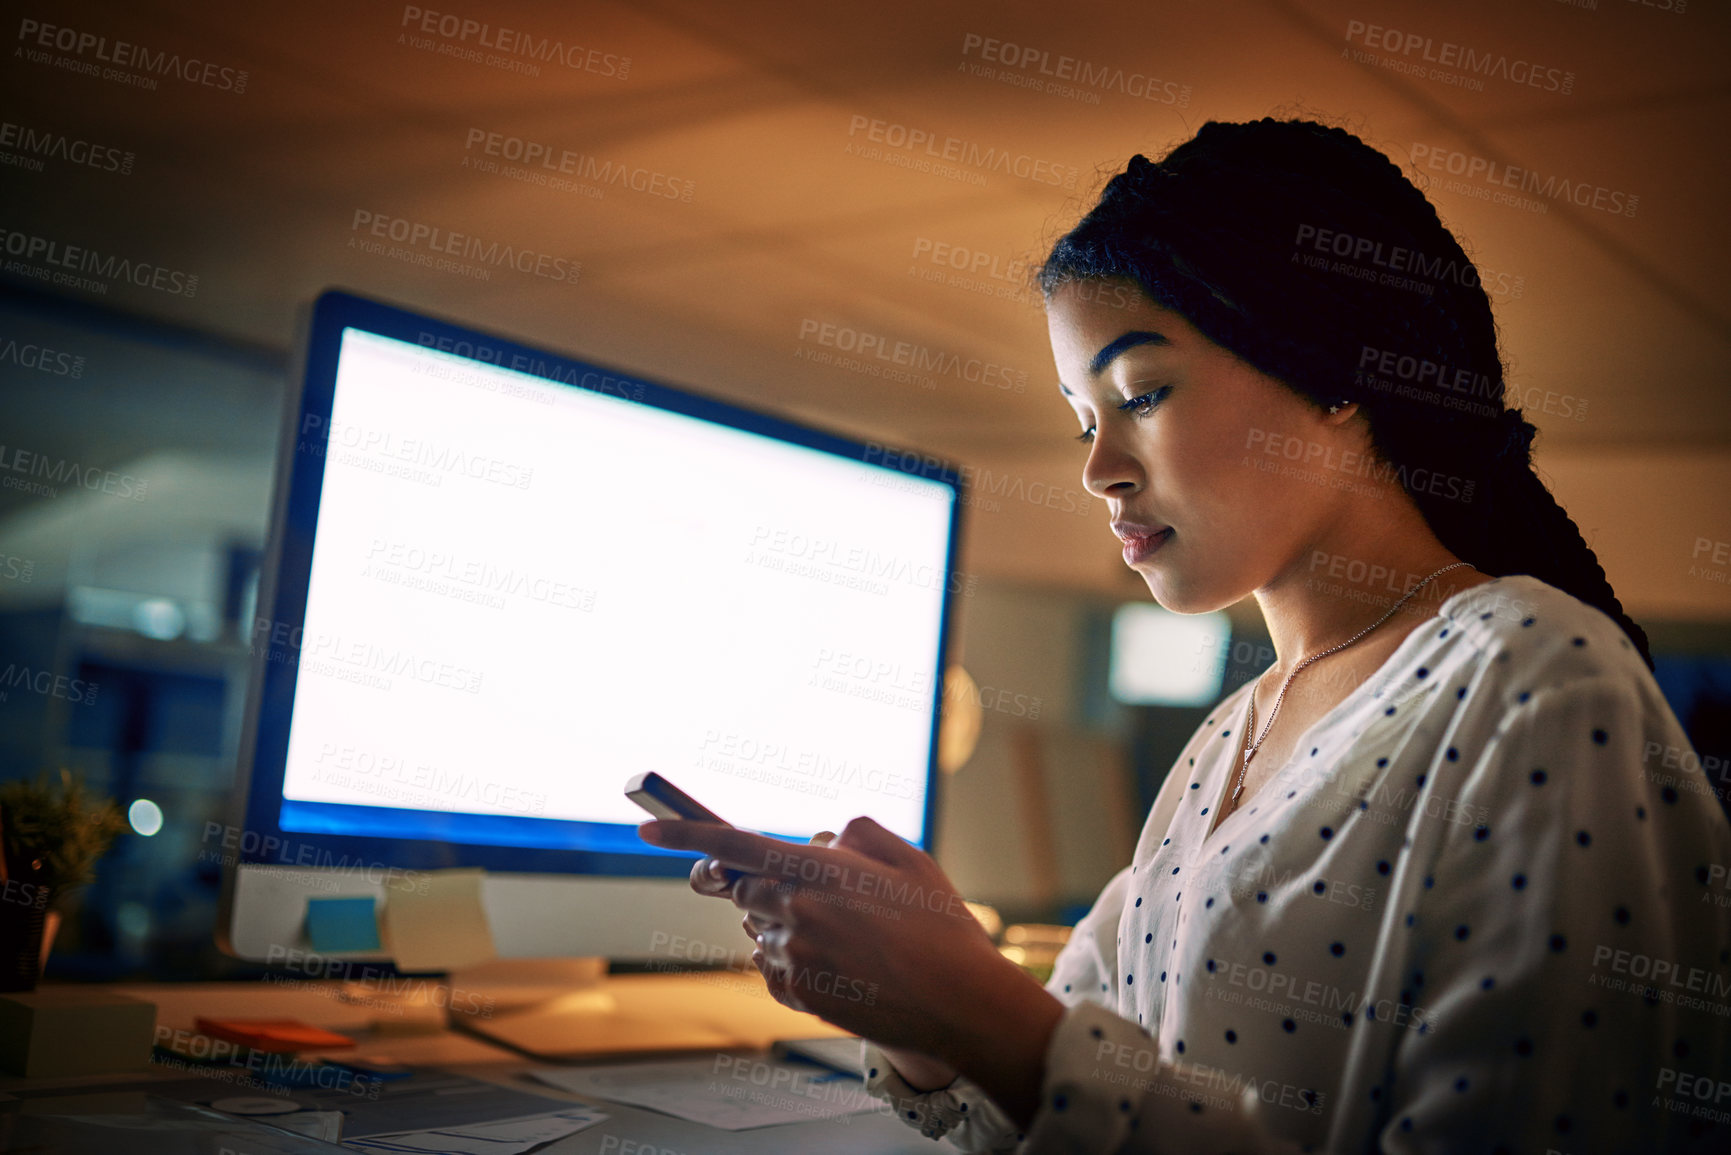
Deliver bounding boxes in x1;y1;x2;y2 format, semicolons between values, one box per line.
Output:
0;769;127;991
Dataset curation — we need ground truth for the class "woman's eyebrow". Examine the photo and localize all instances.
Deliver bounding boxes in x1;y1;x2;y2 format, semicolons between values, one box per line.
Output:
1090;330;1169;376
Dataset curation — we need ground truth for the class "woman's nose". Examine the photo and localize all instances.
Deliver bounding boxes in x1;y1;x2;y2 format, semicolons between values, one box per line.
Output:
1082;429;1143;499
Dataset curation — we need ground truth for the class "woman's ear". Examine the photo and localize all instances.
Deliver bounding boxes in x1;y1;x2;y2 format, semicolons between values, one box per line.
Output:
1323;400;1360;425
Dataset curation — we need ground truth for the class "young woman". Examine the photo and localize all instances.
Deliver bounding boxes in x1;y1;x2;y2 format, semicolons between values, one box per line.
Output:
638;119;1731;1153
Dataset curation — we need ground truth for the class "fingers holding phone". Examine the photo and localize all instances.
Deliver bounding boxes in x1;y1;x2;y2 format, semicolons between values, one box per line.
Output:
631;777;839;1004
627;772;837;909
741;829;834;936
691;855;735;898
628;771;746;894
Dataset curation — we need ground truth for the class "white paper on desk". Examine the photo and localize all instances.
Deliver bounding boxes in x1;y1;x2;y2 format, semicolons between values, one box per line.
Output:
528;1058;883;1131
341;1107;607;1154
272;1110;345;1142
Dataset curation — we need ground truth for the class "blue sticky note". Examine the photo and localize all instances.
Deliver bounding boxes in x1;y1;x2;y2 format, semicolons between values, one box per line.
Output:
305;896;382;952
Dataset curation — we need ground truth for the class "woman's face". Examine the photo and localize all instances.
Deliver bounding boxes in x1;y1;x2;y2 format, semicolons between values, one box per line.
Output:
1047;277;1362;614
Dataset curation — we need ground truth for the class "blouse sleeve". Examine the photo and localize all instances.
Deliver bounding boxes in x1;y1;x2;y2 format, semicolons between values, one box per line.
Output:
861;863;1318;1154
1343;673;1731;1153
859;863;1137;1152
863;692;1304;1154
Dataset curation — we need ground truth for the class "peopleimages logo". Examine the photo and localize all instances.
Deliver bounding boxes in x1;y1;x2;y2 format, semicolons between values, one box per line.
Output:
907;236;1041;309
0;335;85;377
1293;225;1488;293
0;119;134;175
1356;345;1498;407
1343;20;1573;95
413;332;643;403
0;443;148;502
363;536;597;612
397;5;630;79
912;237;1031;282
16;17;249;92
462;129;694;202
1244;426;1475;504
347;210;581;285
958;32;1192;107
0;228;198;298
844;115;1077;189
1410;144;1638;218
0;663;99;706
795;319;1026;393
300;413;536;491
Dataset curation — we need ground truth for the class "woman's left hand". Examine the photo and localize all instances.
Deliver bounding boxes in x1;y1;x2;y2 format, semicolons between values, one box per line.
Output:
638;814;1021;1056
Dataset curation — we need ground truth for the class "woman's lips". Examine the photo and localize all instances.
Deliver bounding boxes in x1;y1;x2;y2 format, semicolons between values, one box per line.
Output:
1121;527;1173;565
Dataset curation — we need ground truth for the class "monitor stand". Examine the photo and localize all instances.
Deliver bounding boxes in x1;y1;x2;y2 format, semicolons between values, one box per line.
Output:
437;957;853;1062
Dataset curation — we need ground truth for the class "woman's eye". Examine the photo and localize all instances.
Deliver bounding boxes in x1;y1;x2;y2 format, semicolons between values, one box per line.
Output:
1076;386;1171;443
1121;385;1172;416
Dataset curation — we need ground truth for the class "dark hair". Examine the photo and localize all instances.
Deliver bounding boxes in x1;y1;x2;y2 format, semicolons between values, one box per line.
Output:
1039;117;1652;670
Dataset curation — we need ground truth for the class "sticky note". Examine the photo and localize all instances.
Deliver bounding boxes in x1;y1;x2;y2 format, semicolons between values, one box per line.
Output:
306;896;382;953
195;1017;355;1052
381;868;495;971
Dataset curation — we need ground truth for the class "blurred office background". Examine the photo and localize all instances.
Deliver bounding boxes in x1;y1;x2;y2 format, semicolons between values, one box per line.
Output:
2;0;1728;981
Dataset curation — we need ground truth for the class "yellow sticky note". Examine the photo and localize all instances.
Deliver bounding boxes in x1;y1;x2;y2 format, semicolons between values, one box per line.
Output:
381;868;496;971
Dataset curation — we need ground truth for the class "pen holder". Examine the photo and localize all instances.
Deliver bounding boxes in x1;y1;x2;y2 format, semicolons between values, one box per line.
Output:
0;870;52;993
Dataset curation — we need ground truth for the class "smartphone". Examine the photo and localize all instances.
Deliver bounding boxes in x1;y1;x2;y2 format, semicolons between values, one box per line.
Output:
625;771;735;826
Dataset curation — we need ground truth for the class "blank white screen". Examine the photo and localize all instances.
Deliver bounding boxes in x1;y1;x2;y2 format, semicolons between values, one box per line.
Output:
279;329;955;843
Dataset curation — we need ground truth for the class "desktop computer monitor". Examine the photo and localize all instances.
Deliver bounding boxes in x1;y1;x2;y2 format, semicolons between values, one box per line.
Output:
218;290;963;977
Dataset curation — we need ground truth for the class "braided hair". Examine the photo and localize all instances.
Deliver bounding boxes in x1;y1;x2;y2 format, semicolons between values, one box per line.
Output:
1039;118;1653;670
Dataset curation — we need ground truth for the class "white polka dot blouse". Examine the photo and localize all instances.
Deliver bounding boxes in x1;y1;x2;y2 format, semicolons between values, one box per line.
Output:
861;575;1731;1153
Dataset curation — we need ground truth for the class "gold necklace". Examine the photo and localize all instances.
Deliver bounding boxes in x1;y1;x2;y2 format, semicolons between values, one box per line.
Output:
1228;561;1470;808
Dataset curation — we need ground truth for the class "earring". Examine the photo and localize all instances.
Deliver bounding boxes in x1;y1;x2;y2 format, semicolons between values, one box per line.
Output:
1328;404;1341;415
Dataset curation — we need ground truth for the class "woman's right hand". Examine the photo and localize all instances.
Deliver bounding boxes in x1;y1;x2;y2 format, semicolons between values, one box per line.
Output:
688;831;960;1093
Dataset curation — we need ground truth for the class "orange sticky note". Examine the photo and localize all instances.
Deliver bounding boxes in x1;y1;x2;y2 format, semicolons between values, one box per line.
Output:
195;1017;355;1053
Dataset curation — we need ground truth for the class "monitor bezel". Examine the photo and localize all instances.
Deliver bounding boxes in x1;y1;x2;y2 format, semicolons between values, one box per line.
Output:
230;288;964;880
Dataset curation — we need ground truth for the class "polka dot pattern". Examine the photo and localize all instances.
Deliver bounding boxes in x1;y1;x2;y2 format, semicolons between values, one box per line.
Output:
859;577;1731;1154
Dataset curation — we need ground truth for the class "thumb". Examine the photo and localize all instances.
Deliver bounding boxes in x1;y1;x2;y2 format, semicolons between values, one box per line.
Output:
833;815;918;866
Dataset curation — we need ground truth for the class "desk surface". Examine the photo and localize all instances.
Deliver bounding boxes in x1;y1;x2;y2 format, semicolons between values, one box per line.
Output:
1;981;966;1154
